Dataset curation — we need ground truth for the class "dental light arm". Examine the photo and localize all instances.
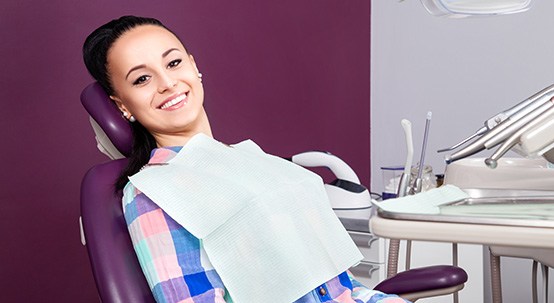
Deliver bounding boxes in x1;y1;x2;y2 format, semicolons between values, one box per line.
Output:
442;84;554;166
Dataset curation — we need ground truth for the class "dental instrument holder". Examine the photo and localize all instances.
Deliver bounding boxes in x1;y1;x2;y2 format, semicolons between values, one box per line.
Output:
442;83;554;167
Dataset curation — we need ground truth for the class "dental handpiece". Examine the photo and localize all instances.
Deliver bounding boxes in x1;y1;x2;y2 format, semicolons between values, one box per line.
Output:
484;83;554;129
484;98;554;148
438;83;554;153
485;106;554;168
437;126;487;153
445;98;554;164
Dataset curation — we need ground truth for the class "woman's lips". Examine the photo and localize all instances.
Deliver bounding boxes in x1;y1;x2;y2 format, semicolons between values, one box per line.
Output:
159;93;187;110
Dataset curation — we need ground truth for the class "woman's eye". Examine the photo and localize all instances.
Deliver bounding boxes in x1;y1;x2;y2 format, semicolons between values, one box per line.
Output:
133;75;150;85
168;59;182;68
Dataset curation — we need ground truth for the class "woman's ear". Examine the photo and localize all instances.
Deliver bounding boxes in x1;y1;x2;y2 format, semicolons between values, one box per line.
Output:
110;95;129;114
189;54;199;74
189;54;203;82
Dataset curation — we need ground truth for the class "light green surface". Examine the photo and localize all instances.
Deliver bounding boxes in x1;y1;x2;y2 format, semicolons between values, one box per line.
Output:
440;203;554;220
372;185;470;214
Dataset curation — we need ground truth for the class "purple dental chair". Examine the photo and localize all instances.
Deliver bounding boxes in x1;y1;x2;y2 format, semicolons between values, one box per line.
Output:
79;82;468;302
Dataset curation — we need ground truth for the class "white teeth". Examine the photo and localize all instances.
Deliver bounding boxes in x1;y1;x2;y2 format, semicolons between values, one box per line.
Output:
160;94;187;109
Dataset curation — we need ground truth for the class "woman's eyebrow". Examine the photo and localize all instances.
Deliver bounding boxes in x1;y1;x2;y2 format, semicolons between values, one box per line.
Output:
125;48;182;80
162;48;181;58
125;64;146;80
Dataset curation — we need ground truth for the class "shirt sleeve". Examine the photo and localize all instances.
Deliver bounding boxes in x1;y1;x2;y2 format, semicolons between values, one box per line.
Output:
122;184;228;303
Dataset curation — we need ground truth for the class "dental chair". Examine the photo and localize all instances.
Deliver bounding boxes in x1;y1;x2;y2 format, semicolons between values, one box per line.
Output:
79;84;153;302
79;82;468;302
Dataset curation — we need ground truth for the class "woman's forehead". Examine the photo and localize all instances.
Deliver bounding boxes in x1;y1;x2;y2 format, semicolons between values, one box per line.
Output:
114;25;183;53
107;25;186;73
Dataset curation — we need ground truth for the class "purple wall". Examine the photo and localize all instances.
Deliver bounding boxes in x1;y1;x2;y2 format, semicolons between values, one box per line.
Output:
0;1;370;301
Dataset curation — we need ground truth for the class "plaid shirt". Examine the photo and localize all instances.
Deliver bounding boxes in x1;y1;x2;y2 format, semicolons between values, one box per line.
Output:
123;146;409;303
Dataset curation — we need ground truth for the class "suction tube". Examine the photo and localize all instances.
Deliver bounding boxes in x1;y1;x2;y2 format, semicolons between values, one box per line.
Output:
397;119;413;197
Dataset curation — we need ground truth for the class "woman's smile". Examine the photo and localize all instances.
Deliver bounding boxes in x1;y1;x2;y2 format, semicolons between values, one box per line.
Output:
158;92;188;110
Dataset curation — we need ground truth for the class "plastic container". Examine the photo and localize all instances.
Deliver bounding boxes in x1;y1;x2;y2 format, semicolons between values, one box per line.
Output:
380;165;404;200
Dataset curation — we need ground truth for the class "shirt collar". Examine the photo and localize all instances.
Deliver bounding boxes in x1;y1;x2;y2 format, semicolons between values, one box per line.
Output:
148;146;183;164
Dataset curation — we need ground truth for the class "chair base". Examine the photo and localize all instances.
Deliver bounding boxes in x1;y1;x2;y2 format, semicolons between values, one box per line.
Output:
401;284;465;302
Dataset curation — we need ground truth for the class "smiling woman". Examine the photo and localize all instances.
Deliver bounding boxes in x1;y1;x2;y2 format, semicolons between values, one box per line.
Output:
107;25;211;147
83;16;212;190
82;16;408;303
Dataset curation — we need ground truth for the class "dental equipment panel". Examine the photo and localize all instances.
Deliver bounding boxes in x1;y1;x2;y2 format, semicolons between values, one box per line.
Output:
440;84;554;167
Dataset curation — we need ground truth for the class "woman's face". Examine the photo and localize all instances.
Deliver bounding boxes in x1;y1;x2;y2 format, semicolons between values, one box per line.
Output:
107;25;207;146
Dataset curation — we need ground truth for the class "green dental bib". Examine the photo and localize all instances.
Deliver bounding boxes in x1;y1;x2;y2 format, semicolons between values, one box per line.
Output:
129;134;362;303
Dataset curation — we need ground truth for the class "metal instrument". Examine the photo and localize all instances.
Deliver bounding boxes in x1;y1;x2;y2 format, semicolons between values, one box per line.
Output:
440;84;554;167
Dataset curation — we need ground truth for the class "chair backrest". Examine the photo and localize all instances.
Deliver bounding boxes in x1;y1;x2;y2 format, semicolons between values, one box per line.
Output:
80;82;155;303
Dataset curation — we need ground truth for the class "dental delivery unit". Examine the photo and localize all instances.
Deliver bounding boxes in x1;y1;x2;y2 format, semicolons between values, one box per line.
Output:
440;83;554;168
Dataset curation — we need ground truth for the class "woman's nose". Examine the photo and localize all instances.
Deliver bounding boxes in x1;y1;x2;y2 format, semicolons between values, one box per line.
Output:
157;73;177;93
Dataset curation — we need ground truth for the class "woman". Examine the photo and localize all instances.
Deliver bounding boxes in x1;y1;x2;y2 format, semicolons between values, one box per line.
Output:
83;16;409;303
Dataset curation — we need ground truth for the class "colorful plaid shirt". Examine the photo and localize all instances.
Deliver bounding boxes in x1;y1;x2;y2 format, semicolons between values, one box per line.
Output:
122;146;410;303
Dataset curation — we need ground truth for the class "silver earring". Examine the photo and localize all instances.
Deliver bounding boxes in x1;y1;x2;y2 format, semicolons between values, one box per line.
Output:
198;72;203;82
122;112;136;122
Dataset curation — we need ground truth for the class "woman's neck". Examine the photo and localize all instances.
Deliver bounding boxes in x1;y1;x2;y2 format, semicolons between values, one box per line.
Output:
153;109;213;147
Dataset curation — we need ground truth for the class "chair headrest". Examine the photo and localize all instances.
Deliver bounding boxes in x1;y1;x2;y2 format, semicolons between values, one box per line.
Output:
81;82;132;158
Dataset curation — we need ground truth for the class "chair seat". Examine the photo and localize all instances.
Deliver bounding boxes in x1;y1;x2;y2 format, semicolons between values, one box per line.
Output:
374;265;468;295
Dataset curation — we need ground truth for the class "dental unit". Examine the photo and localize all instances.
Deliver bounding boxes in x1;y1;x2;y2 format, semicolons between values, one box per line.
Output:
440;83;554;167
291;151;371;210
439;85;554;303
